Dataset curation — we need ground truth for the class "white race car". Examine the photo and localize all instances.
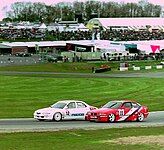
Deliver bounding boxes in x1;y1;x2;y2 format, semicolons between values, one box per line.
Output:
34;100;96;121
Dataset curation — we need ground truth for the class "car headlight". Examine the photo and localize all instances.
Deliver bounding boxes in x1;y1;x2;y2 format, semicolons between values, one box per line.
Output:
86;112;91;115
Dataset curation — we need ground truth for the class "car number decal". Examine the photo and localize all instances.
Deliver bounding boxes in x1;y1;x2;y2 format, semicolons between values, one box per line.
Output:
66;110;70;115
118;109;124;116
118;108;138;121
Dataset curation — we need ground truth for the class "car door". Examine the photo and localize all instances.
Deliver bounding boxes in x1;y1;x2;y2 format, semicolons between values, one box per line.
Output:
64;102;79;120
76;102;90;119
117;102;132;121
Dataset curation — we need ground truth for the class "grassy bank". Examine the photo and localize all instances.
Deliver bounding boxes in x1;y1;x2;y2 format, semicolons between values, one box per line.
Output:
0;126;163;150
0;60;162;73
0;75;163;118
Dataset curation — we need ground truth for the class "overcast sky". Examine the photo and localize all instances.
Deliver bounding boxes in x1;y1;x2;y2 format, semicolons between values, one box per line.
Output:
0;0;163;21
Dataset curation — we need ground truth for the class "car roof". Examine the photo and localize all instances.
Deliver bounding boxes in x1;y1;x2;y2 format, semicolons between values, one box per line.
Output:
109;100;137;103
57;100;86;104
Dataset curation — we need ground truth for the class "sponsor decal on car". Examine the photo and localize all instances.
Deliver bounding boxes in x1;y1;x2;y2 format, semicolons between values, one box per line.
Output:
71;113;84;116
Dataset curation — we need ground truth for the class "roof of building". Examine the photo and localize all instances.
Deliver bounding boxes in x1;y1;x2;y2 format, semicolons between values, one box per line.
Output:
0;41;70;48
0;40;110;48
0;40;164;54
87;18;164;30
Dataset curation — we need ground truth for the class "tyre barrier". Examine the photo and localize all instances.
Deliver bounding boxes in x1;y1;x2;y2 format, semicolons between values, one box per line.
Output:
94;67;111;73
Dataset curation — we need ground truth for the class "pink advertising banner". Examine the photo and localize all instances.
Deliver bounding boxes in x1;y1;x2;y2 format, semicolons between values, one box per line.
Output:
150;45;160;53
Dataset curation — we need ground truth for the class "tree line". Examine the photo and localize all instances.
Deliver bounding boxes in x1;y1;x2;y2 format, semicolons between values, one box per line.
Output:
3;0;162;23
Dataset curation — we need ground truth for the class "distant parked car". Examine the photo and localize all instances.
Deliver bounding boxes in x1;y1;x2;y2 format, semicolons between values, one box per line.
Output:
15;52;31;57
34;100;97;121
44;55;63;63
85;100;149;123
43;55;57;62
35;33;45;39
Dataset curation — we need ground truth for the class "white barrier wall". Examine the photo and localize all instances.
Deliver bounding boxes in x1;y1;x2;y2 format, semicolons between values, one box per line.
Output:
156;65;163;69
120;67;128;71
119;65;163;72
133;67;140;71
145;66;152;70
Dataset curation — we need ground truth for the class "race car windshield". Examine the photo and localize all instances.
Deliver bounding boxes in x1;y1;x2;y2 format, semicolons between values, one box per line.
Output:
102;101;122;109
51;102;67;109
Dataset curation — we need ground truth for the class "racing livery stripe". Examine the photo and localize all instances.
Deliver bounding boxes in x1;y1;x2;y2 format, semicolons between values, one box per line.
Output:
125;106;142;121
117;107;141;121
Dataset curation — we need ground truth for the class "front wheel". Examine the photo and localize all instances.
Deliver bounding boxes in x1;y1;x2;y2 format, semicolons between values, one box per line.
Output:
53;112;62;121
137;113;144;122
108;114;115;123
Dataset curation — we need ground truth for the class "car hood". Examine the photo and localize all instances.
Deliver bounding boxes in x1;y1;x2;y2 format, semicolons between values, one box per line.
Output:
35;107;63;113
90;108;115;113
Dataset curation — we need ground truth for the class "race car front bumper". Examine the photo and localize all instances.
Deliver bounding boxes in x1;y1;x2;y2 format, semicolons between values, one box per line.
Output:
34;112;53;120
86;115;108;122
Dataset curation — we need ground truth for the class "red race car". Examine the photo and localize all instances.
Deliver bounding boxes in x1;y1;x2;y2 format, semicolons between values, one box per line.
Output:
85;100;149;122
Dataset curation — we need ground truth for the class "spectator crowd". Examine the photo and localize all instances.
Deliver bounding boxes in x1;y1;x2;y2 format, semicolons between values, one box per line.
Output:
49;29;164;41
0;28;164;41
0;28;45;40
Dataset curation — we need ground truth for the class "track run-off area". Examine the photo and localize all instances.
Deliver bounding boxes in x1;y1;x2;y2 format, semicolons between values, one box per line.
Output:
0;71;163;133
0;111;163;133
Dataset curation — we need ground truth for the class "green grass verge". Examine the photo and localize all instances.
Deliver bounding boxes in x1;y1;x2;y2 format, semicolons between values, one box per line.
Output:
0;75;163;118
0;126;163;150
0;60;163;73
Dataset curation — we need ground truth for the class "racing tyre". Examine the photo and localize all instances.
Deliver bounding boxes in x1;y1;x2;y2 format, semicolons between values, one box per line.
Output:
137;113;144;122
108;113;115;123
53;112;62;121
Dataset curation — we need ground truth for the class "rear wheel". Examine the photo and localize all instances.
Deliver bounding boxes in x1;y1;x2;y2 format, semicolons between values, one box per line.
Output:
137;113;144;122
53;112;62;121
108;114;115;123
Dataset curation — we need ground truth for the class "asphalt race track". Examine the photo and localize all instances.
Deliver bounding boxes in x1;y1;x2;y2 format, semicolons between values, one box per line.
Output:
0;111;163;133
0;71;164;78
